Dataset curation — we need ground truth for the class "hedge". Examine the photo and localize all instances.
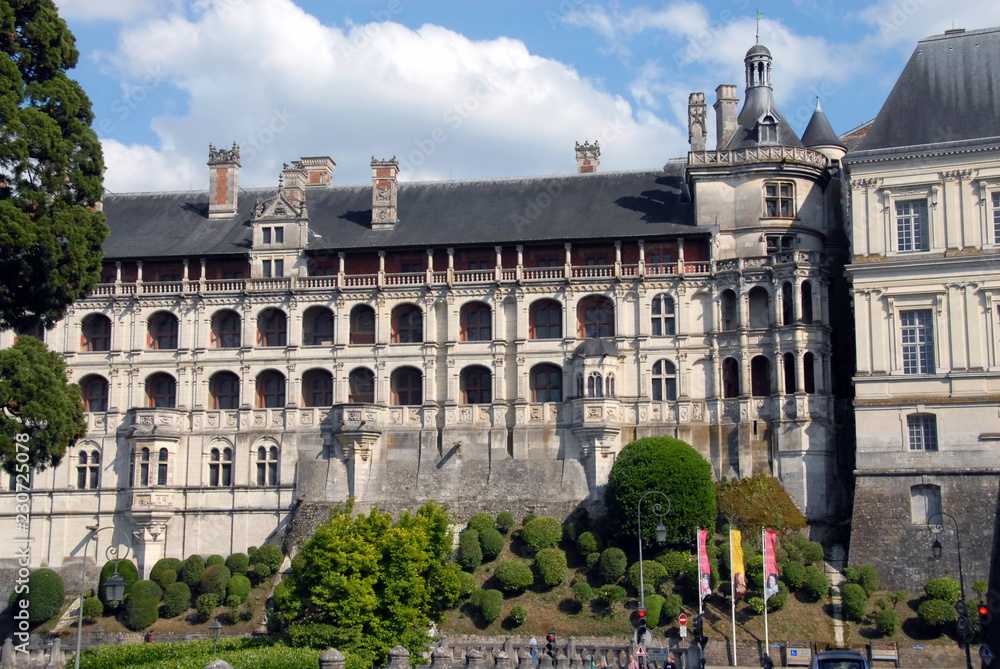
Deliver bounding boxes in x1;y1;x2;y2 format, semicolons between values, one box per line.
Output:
645;593;665;627
225;553;250;576
206;555;225;568
598;547;628;583
535;548;568;588
801;565;829;601
495;512;515;534
495;560;534;593
254;545;284;572
124;580;162;630
841;583;868;621
467;512;495;533
457;529;483;571
200;564;232;597
522;516;563;553
162;582;191;618
479;527;504;562
24;569;65;623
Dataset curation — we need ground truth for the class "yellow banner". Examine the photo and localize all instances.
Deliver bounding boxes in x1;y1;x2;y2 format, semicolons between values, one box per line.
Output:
731;529;747;598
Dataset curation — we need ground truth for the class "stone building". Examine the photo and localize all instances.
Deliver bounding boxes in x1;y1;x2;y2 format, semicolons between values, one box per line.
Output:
846;27;1000;589
0;41;851;576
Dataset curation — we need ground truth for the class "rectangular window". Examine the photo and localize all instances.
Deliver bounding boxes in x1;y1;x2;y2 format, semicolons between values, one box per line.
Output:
764;182;795;218
908;415;938;451
275;227;284;243
274;259;284;276
900;309;934;374
896;199;929;251
467;260;489;270
262;260;272;278
766;235;795;254
993;192;1000;244
262;227;272;244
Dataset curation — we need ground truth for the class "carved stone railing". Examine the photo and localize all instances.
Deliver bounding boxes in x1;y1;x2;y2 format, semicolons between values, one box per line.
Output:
688;146;829;168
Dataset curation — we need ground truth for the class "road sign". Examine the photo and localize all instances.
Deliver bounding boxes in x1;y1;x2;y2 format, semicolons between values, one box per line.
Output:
635;644;647;657
957;601;968;616
957;615;970;633
981;644;995;666
679;625;687;639
646;648;670;662
679;613;687;625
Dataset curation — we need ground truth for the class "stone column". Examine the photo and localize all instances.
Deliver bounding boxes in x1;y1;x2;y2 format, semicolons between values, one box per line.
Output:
319;648;345;669
387;646;410;669
466;648;488;669
430;646;452;669
43;638;62;669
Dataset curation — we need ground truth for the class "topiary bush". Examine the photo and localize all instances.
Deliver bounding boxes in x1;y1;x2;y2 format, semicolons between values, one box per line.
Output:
479;589;503;623
251;562;272;584
801;565;830;601
479;527;504;562
800;540;825;565
225;552;249;576
586;552;600;571
716;472;807;538
495;560;534;593
467;512;495;533
577;531;603;557
206;554;225;568
458;571;476;597
228;574;252;604
23;568;65;623
254;544;284;572
572;581;593;603
195;593;219;622
841;583;869;621
457;529;483;571
98;559;140;609
645;593;665;627
161;581;191;618
123;580;162;631
874;609;900;636
495;512;515;534
595;584;628;608
656;550;690;578
82;596;103;622
767;581;790;612
626;560;667;597
924;577;961;603
149;557;182;590
179;555;206;591
918;598;958;629
522;516;563;553
200;564;232;598
857;565;881;597
661;593;683;622
598;547;627;583
535;548;568;588
247;546;259;563
509;605;528;626
781;562;806;591
522;513;537;527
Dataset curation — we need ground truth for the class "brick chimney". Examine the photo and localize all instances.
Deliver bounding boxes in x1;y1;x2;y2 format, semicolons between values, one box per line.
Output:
208;143;240;218
300;156;336;187
575;140;600;173
688;92;707;152
281;161;306;209
371;157;399;229
714;85;739;150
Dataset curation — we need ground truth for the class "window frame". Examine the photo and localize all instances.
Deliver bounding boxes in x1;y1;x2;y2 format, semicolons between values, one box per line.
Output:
391;367;423;406
530;364;562;403
256;445;279;486
578;296;614;338
763;180;794;218
350;305;376;345
81;375;109;412
900;309;935;375
460;366;492;404
147;312;179;350
907;413;939;451
302;369;334;407
81;314;112;352
651;294;676;336
146;373;177;408
895;198;930;252
303;307;335;346
348;367;375;403
391;305;424;344
209;372;241;410
530;300;563;340
256;370;287;408
651;359;677;401
461;303;493;342
211;310;242;348
258;309;288;347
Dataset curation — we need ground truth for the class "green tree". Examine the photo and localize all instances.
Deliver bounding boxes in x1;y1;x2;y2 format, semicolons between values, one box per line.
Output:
0;336;85;473
605;437;716;548
0;0;107;333
274;500;463;660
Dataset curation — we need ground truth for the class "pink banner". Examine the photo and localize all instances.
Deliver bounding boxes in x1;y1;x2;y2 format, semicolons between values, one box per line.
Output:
763;529;780;600
698;529;711;601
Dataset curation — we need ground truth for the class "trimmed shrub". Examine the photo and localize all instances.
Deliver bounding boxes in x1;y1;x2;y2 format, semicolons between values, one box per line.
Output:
586;553;600;571
82;596;103;622
21;568;64;623
841;583;869;621
535;548;568;588
179;555;206;591
225;553;250;576
768;581;790;612
495;560;534;593
577;531;603;557
843;566;859;583
200;564;232;597
656;550;690;578
479;527;504;562
247;546;259;563
239;596;256;622
595;584;628;608
254;544;284;572
123;580;162;631
457;529;483;571
470;588;485;608
918;598;958;628
645;593;665;627
598;547;628;583
467;512;495;533
251;562;272;583
781;562;806;591
800;541;825;565
458;571;476;597
801;565;830;601
857;565;881;597
572;581;593;603
509;605;528;626
228;574;252;604
716;472;806;538
161;581;191;618
522;516;563;553
149;557;182;590
479;589;503;622
661;593;683;622
627;560;667;597
924;577;961;603
99;559;140;608
874;609;900;636
206;554;225;568
747;596;766;615
495;512;515;534
745;554;764;591
195;593;220;622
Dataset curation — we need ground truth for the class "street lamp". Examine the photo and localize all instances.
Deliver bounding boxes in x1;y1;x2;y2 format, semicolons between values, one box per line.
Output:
75;525;133;669
926;511;972;669
209;619;223;654
637;491;671;636
91;624;104;658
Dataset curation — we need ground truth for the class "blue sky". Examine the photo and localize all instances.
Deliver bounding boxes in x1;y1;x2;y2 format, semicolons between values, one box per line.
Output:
54;0;1000;193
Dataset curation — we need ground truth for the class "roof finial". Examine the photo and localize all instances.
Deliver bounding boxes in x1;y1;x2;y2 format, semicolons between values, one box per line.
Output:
755;7;765;44
815;96;822;112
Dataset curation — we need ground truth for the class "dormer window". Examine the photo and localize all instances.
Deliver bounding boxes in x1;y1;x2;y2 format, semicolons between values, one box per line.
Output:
757;115;777;143
764;181;795;218
262;226;284;244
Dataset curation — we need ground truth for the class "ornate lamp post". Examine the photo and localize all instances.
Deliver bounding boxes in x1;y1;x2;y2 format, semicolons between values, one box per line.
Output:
637;491;671;626
927;511;973;669
74;525;133;669
209;619;223;654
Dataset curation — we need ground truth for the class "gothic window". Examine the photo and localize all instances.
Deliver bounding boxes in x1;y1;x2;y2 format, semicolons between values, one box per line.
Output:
209;371;241;410
461;302;492;341
350;305;376;345
257;445;279;486
81;375;109;412
391;367;422;406
348;368;375;403
748;286;770;328
783;352;795;394
720;290;737;331
391;305;423;343
651;294;676;336
722;358;740;398
782;282;793;325
303;307;335;346
908;414;938;451
801;281;814;324
157;447;168;486
896;199;929;252
211;310;241;348
461;366;492;404
209;447;233;487
763;181;794;217
256;370;286;408
530;300;562;339
605;373;616;398
901;309;934;374
910;484;942;524
530;364;562;403
258;309;287;347
803;352;816;393
750;355;772;397
587;372;604;398
652;360;677;401
81;314;112;351
77;450;100;489
146;373;176;408
578;296;614;338
302;369;333;407
147;312;179;349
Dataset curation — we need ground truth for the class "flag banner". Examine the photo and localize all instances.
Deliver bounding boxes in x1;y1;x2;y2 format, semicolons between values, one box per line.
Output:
731;529;747;599
698;529;711;601
763;529;780;600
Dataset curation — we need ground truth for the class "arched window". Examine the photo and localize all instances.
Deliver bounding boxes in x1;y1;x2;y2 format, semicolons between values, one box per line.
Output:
750;355;772;397
587;372;604;398
531;365;563;403
81;375;109;412
720;290;737;331
146;373;176;408
391;305;423;343
350;305;375;345
348;368;375;403
157;447;168;485
257;445;279;486
910;484;942;524
256;371;286;408
722;357;740;398
147;312;179;349
391;367;423;406
801;281;814;324
258;309;287;347
461;303;492;341
211;310;241;348
782;352;796;394
77;449;100;489
803;352;816;393
908;414;938;451
209;371;240;410
578;296;614;338
651;295;675;336
302;368;333;407
652;360;677;401
782;282;793;326
461;366;492;404
81;314;112;352
605;373;616;398
303;307;335;346
748;286;770;329
530;300;563;339
209;446;233;487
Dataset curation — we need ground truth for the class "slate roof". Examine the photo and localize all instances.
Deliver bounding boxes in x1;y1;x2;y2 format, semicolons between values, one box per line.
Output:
801;101;846;150
852;26;1000;154
101;164;701;259
572;338;620;359
723;44;804;151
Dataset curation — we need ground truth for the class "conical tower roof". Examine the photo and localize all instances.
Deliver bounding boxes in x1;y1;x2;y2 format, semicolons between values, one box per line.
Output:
801;99;846;150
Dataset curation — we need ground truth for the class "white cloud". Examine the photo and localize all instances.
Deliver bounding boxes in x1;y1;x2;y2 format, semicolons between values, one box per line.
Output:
853;0;1000;48
55;0;183;23
101;139;201;192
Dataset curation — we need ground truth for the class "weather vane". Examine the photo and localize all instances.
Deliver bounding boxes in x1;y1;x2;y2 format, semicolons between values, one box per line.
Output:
756;7;766;43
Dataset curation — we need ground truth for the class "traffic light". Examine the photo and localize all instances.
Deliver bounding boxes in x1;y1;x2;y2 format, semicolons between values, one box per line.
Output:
636;609;648;644
979;603;990;636
692;614;704;638
546;631;556;657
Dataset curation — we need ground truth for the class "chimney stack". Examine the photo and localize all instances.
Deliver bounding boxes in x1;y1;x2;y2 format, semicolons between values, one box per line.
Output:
300;156;336;187
281;161;307;210
688;93;707;152
575;140;600;173
371;157;399;229
714;85;739;150
208;143;240;218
